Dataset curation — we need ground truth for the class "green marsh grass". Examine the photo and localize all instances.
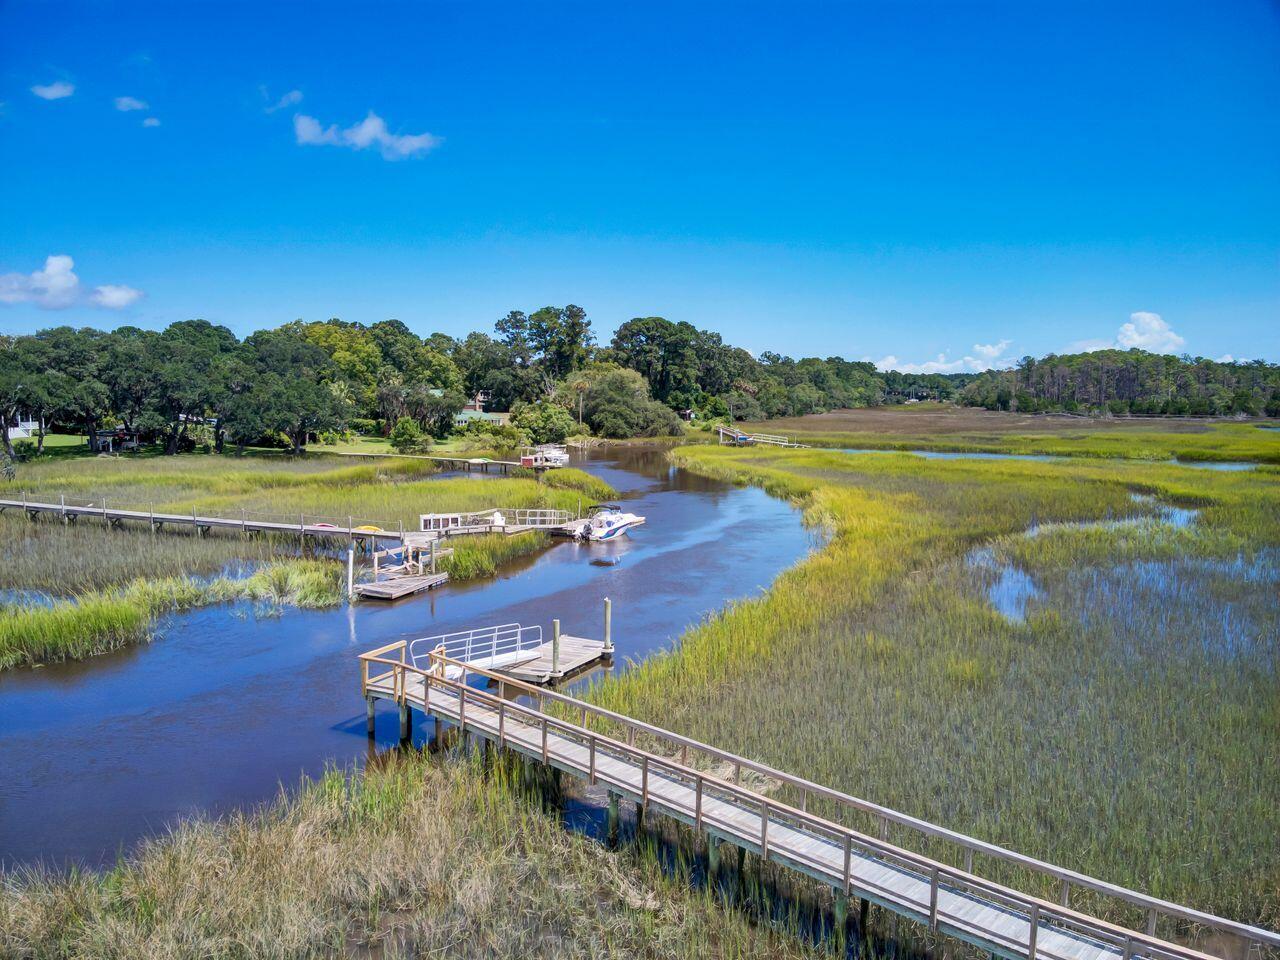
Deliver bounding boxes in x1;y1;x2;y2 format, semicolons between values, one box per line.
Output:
0;559;343;670
733;406;1280;464
0;452;616;668
583;444;1280;934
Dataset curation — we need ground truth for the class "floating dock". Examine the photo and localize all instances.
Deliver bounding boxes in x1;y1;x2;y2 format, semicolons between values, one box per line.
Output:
386;601;616;685
351;540;452;601
497;631;609;683
353;571;450;600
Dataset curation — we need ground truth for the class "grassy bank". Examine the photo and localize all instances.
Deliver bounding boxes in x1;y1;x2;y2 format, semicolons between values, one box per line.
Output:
730;406;1280;463
1;452;616;669
584;445;1280;934
0;559;341;670
0;751;826;960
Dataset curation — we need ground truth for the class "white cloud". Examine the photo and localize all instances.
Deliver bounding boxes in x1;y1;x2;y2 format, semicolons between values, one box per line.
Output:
264;88;303;113
1116;311;1185;353
114;95;148;111
0;255;81;308
971;339;1012;361
874;339;1013;375
294;110;442;160
0;255;143;310
90;284;143;308
1069;312;1186;355
31;80;75;100
142;117;161;127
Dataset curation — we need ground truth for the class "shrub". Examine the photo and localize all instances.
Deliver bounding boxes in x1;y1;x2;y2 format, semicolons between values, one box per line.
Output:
388;417;429;453
349;418;378;436
510;401;578;445
455;420;529;452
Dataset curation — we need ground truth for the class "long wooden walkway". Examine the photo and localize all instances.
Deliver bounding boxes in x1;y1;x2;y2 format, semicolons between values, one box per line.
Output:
325;449;552;473
716;426;811;448
0;496;408;542
359;647;1278;960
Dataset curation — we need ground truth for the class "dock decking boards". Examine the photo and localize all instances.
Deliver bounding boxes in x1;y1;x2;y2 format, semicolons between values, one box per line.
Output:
352;572;450;600
494;634;608;682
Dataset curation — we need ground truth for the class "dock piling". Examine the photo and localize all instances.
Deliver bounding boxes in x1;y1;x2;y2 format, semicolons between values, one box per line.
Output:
603;598;613;654
607;791;620;846
552;619;561;676
834;890;849;953
366;697;375;736
347;544;355;598
398;702;410;742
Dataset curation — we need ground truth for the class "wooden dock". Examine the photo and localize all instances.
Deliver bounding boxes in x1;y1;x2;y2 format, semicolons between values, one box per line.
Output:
358;646;1278;960
497;633;609;683
324;449;557;473
353;571;449;600
0;495;408;542
716;426;811;448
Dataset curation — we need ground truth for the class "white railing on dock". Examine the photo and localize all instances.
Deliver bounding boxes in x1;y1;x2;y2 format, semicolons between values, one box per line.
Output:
408;623;543;673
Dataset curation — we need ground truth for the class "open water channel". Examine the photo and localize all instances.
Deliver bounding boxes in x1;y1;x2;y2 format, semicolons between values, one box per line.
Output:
0;446;817;868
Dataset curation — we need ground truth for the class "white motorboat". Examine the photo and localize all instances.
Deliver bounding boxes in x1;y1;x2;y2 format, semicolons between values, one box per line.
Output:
519;444;571;468
580;504;646;541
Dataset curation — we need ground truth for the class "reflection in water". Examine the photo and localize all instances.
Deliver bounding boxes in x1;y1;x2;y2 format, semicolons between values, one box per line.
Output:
974;493;1200;623
0;445;815;868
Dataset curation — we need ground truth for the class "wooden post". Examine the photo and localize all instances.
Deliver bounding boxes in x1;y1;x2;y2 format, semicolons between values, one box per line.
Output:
366;697;375;736
708;835;721;882
373;552;379;582
347;544;355;598
834;890;849;953
552;618;561;676
430;538;437;574
603;597;613;654
398;702;410;742
607;791;620;846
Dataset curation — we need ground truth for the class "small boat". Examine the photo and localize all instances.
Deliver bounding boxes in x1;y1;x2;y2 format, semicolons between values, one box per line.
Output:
579;504;645;541
519;444;571;468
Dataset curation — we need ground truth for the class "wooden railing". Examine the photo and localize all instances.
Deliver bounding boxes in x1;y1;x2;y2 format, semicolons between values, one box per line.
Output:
357;647;1279;960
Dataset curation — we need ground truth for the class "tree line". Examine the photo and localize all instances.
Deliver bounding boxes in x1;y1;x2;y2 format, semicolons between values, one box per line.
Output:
958;349;1280;417
2;310;1276;458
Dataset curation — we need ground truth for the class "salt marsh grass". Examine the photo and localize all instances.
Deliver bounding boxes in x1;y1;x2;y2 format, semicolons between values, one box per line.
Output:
0;751;826;960
585;444;1280;934
734;406;1280;464
0;560;342;669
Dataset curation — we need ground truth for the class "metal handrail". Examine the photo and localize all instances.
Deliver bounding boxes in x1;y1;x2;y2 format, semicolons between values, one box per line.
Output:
357;647;1278;955
357;650;1240;960
407;623;542;671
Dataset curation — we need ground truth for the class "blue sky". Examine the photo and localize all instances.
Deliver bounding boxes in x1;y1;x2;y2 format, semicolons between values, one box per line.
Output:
2;0;1277;371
